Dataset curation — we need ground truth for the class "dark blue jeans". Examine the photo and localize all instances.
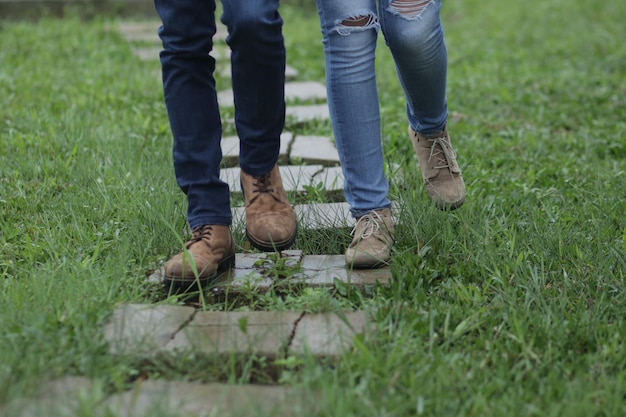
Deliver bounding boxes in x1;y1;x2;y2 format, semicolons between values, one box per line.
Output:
154;0;286;228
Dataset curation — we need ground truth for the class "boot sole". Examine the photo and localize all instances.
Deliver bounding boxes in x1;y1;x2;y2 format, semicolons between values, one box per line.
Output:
163;253;236;292
434;196;465;211
347;260;390;269
246;225;298;252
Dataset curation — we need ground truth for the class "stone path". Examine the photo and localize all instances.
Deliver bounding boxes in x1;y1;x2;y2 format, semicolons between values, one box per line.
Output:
2;19;392;417
4;377;318;417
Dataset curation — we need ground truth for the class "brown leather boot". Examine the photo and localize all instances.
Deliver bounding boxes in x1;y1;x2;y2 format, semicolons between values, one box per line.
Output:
410;126;466;210
240;165;297;252
163;224;235;289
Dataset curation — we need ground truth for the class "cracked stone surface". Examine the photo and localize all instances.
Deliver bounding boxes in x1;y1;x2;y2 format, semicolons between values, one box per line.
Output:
104;305;371;358
104;304;196;355
166;311;302;355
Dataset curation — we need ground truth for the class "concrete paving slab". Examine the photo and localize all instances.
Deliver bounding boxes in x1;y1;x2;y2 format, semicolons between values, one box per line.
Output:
131;45;161;61
234;251;303;270
295;202;354;229
221;132;293;167
285;81;327;102
311;166;344;197
299;255;392;287
285;65;300;81
3;377;317;417
222;165;324;193
117;21;160;43
218;81;327;108
132;45;230;61
165;310;368;357
218;63;299;81
165;311;302;355
148;251;391;293
286;104;330;123
290;135;340;166
291;311;370;356
279;165;327;193
1;377;96;417
104;380;316;417
105;304;196;355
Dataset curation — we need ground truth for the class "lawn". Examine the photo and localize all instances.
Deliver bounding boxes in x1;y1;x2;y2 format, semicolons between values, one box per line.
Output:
1;0;625;416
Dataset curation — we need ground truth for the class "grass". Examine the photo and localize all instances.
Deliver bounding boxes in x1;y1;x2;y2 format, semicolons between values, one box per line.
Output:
1;0;625;415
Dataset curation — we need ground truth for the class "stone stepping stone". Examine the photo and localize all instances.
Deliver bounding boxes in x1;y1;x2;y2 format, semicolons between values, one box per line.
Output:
222;103;330;127
286;104;330;123
290;135;340;166
230;202;352;229
131;46;162;61
210;254;391;292
117;21;161;44
218;63;299;81
2;377;316;417
220;132;293;167
148;250;392;291
166;310;369;357
235;201;399;230
285;81;327;102
310;166;344;195
104;304;196;355
221;165;327;193
1;377;95;417
222;165;342;196
118;20;228;43
104;304;370;358
218;81;327;108
103;380;316;417
131;45;230;61
294;202;353;229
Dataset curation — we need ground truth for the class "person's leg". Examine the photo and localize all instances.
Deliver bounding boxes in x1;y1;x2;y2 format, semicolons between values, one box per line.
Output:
380;0;465;209
315;0;394;268
155;0;231;228
380;0;447;135
155;0;235;287
221;0;285;175
222;0;297;251
315;0;392;219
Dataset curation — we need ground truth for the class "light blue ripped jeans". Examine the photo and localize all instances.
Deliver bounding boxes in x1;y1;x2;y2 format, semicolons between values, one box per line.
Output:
314;0;448;217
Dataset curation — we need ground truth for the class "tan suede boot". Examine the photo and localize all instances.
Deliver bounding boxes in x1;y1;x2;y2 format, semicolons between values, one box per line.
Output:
163;224;235;289
241;165;297;252
410;126;466;210
345;208;394;269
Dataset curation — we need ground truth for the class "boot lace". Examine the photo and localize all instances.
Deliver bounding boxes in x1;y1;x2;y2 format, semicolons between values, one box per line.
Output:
351;211;384;242
427;135;457;171
186;225;214;248
252;174;274;194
